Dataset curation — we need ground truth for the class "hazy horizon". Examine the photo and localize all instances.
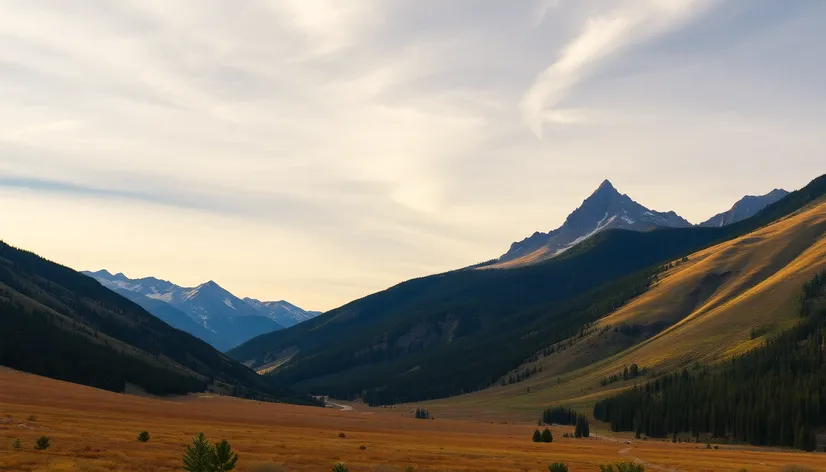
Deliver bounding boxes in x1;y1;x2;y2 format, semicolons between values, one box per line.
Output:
2;1;825;311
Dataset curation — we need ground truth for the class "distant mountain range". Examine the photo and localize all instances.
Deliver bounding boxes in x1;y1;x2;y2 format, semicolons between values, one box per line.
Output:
495;181;788;267
83;271;319;351
698;189;789;227
0;241;318;405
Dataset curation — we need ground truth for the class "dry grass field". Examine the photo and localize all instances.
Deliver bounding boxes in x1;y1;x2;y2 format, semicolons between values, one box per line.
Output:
1;368;824;472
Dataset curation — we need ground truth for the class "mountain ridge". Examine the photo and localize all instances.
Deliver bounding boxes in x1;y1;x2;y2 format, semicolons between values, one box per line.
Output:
495;179;691;267
495;181;792;269
84;270;319;351
699;188;789;227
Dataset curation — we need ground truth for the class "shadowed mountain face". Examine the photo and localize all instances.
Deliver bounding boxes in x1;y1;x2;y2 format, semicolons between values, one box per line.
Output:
498;180;691;265
84;271;318;351
699;189;789;227
0;241;319;405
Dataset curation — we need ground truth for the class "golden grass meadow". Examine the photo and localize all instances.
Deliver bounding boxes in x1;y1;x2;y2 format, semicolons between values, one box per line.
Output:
2;368;824;472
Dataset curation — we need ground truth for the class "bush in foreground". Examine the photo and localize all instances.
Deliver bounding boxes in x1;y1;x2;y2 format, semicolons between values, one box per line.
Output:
182;433;238;472
11;437;22;451
615;463;645;472
548;462;568;472
34;436;50;451
137;431;150;442
600;463;645;472
333;462;349;472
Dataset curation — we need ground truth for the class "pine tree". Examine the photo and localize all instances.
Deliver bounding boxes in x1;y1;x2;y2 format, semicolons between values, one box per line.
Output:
213;439;238;471
574;416;584;438
183;433;215;472
533;429;542;442
541;428;553;443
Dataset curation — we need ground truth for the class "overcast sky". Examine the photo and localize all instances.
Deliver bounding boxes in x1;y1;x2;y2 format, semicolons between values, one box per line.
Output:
2;0;825;311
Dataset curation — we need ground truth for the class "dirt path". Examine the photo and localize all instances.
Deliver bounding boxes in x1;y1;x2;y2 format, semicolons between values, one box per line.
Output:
325;401;354;411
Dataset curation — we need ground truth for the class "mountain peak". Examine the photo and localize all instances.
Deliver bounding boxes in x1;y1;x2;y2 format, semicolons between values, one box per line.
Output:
598;179;615;191
590;179;619;197
497;180;690;264
89;269;114;278
201;280;222;290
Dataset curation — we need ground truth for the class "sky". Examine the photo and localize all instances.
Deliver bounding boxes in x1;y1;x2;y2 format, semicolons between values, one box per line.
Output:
1;0;825;311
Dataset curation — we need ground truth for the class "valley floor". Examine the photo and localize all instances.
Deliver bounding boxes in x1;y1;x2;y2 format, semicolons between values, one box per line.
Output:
1;369;823;472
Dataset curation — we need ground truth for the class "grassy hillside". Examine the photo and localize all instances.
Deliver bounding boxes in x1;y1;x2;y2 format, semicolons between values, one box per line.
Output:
417;197;826;420
594;268;826;450
0;241;318;405
230;175;826;406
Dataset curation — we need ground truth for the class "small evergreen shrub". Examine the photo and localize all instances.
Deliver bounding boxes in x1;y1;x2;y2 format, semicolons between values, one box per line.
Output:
137;431;150;442
548;463;568;472
332;462;349;472
359;445;367;450
11;438;22;451
615;463;644;472
404;466;415;472
541;428;553;443
27;415;37;422
34;436;50;450
532;429;542;442
339;433;347;438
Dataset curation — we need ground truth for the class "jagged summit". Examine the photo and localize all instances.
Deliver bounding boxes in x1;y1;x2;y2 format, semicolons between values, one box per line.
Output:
595;179;617;193
498;180;691;264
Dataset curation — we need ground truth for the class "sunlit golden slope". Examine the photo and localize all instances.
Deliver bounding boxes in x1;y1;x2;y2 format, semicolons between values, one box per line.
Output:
419;199;826;420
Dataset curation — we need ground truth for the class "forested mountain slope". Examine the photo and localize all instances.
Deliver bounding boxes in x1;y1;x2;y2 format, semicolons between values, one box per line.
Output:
230;174;826;406
595;269;826;451
0;241;317;405
418;194;826;420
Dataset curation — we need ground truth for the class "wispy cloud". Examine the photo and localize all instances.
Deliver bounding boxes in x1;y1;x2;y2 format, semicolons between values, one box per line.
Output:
520;0;711;137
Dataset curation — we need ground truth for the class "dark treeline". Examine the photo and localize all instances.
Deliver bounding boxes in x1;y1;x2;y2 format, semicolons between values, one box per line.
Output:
503;365;539;385
541;407;590;438
542;407;578;425
0;297;206;395
593;270;826;451
600;363;646;387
